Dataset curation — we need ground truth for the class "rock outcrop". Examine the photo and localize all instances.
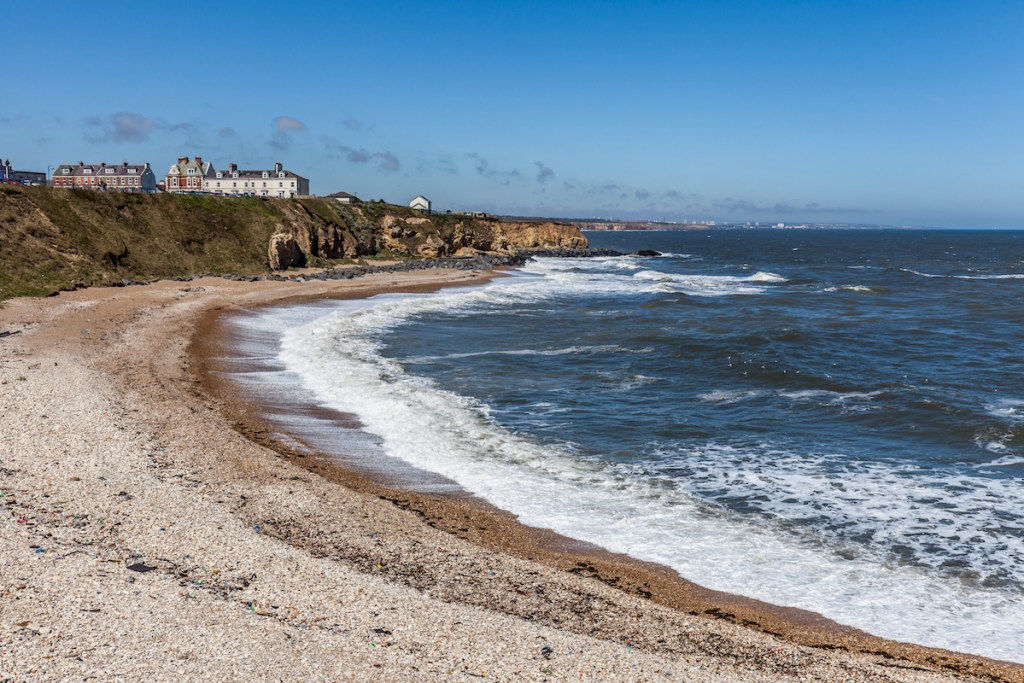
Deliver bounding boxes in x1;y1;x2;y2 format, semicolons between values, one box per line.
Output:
488;221;589;252
269;205;588;267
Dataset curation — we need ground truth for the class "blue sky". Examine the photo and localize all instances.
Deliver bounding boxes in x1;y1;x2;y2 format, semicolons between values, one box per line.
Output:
4;1;1023;227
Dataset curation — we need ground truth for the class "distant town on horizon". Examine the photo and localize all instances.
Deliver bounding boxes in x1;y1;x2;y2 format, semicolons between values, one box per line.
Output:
2;156;1016;231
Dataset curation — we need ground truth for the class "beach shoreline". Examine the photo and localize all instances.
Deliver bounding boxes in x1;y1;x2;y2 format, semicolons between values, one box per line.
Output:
1;269;1020;682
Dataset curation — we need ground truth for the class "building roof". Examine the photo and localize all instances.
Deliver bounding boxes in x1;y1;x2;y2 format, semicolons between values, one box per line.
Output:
53;162;152;177
327;191;357;199
167;157;214;177
214;165;307;181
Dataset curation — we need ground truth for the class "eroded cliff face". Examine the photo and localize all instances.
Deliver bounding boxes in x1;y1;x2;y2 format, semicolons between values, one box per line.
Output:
268;204;588;269
486;221;589;252
266;200;377;268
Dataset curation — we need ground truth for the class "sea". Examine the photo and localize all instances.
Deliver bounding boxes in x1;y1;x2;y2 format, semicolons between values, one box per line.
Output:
222;229;1024;663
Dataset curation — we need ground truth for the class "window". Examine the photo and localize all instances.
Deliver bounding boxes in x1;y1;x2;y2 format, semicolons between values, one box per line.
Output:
262;171;268;179
128;168;137;174
279;172;285;178
188;168;195;175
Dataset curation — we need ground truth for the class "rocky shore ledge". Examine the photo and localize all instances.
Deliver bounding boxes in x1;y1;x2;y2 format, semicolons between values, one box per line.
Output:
114;248;624;287
2;269;1021;682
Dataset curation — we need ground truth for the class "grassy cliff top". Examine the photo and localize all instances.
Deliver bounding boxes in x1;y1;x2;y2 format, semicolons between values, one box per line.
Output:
0;187;376;299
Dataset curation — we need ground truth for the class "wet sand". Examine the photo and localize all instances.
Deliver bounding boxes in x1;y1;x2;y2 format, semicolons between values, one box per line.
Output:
1;269;1020;681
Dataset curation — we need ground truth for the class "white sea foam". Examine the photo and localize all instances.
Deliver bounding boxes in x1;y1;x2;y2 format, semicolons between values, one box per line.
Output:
699;388;882;408
901;268;1024;281
988;454;1024;467
747;271;786;282
629;268;785;296
655;443;1024;585
697;389;767;403
822;285;875;293
987;398;1024;424
405;344;646;364
779;389;885;404
262;260;1024;663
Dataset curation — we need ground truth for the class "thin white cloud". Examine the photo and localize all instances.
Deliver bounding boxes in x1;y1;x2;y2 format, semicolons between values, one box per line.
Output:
271;116;308;151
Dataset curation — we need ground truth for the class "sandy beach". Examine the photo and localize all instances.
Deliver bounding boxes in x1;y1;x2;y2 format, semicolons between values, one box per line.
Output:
1;268;1020;682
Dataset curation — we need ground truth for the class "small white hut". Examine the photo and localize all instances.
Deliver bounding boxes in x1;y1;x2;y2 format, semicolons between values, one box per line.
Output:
409;195;431;213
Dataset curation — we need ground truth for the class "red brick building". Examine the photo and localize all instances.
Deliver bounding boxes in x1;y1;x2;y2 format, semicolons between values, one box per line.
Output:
165;156;214;193
50;162;156;191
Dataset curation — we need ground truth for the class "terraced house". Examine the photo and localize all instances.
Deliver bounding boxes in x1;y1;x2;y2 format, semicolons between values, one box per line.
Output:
50;162;157;191
206;162;309;198
165;156;215;193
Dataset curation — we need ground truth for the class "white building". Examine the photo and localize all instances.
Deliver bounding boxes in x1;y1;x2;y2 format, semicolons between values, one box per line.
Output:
328;191;357;204
206;162;310;198
409;195;431;212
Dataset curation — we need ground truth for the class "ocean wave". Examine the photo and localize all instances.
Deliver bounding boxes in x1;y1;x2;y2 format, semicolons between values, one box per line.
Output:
747;271;786;282
404;344;649;363
652;441;1024;591
822;285;876;293
987;454;1024;467
615;374;661;391
900;267;1024;281
697;389;767;403
699;388;884;407
629;269;786;296
779;389;885;403
986;398;1024;424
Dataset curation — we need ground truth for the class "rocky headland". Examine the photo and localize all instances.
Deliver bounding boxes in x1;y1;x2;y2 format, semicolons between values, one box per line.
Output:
0;185;587;299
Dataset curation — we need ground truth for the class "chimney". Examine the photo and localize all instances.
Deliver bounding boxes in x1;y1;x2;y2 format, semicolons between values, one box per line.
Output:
195;157;202;165
229;163;237;172
178;157;187;165
274;162;282;173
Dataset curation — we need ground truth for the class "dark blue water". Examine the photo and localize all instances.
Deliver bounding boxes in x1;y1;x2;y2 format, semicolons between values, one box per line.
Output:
276;229;1024;660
